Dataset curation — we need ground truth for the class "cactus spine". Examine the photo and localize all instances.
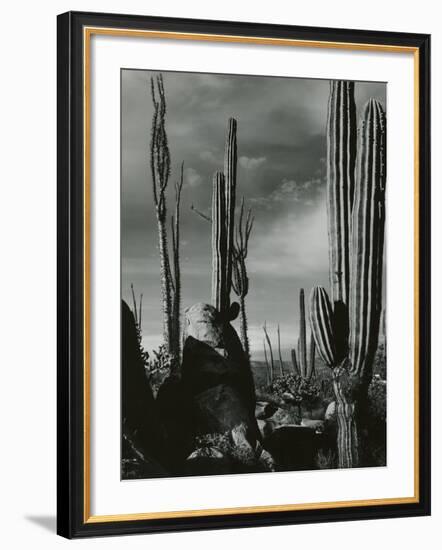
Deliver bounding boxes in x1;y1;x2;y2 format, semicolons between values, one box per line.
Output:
348;99;386;382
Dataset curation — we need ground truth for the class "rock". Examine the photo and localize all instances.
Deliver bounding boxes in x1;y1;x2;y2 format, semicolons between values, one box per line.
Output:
191;383;260;448
181;336;254;406
187;447;224;460
156;375;195;469
301;418;325;432
263;425;320;471
259;449;276;471
268;406;301;426
181;317;260;446
255;401;278;419
121;300;167;476
257;419;267;439
281;392;296;403
325;401;336;421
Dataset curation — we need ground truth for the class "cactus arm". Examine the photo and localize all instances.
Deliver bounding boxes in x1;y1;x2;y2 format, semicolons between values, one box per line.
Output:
309;286;337;368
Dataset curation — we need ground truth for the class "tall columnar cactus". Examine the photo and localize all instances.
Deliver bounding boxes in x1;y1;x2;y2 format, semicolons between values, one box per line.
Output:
327;81;357;309
309;87;386;468
211;119;238;315
224;118;237;309
297;289;307;377
293;288;316;380
348;99;386;383
211;172;228;313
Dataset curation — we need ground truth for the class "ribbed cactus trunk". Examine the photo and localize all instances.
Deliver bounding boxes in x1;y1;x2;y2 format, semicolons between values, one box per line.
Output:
327;81;357;308
211;172;228;313
211;119;237;316
327;81;357;359
224;118;237;310
348;99;386;382
297;289;307;378
344;98;386;466
313;92;386;468
310;91;386;469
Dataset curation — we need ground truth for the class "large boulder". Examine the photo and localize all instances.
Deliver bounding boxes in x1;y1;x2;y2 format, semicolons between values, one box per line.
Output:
180;302;260;449
181;336;261;448
263;425;321;471
121;300;167;476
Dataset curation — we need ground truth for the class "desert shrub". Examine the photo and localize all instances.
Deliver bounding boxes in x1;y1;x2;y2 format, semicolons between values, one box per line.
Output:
315;449;337;470
269;374;320;408
368;376;387;422
145;344;172;396
194;432;258;469
373;343;387;380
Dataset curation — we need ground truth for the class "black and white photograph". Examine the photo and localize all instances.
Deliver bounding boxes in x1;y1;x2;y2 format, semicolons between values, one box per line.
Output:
121;69;387;479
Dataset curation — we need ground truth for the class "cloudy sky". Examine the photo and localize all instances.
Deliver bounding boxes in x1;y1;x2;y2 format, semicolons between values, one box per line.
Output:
121;69;386;360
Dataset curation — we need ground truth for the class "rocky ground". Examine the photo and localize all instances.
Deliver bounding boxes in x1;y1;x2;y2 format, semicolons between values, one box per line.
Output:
121;301;386;479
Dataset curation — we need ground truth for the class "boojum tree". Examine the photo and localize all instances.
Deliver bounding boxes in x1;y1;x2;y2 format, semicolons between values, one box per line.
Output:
149;74;184;369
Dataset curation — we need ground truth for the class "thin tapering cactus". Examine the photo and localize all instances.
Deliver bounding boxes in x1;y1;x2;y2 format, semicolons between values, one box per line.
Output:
149;74;184;370
170;162;184;362
263;339;272;385
348;99;386;383
327;81;357;308
291;348;300;376
297;289;307;377
309;332;316;379
150;75;174;358
232;198;254;359
212;172;228;313
277;324;284;376
263;321;274;383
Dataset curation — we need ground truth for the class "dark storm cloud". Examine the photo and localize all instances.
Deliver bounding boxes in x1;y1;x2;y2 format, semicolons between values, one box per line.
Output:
121;70;386;356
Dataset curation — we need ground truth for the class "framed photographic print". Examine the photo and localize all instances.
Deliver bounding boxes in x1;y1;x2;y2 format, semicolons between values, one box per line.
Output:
57;11;431;538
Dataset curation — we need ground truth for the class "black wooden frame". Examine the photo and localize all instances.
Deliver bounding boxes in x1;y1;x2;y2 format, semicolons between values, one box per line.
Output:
57;10;431;539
